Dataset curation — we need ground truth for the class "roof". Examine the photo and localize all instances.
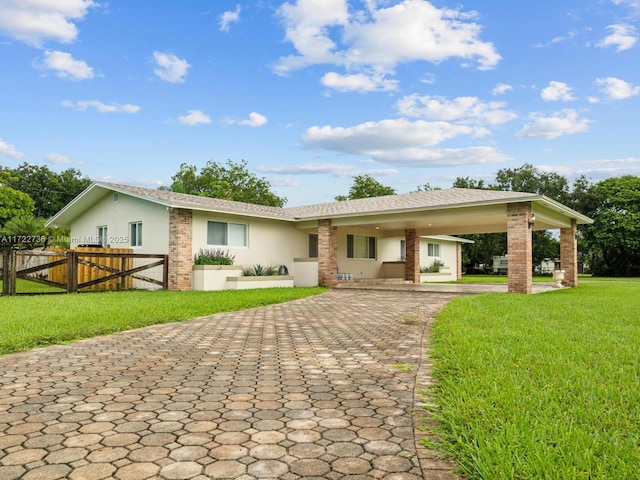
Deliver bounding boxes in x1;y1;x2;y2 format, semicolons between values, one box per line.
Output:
46;181;593;229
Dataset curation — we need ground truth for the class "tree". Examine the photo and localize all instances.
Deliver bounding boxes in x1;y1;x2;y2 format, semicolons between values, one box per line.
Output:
335;174;396;201
493;163;571;204
0;163;91;219
169;159;286;207
580;176;640;276
0;215;46;249
0;186;34;228
452;176;490;190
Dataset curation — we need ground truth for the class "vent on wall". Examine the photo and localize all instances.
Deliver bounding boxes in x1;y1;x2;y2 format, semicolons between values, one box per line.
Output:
113;193;119;203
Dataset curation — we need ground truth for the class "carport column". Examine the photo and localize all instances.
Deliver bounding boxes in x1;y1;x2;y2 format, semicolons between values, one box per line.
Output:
507;202;532;294
456;242;463;280
560;219;578;287
168;208;193;291
318;219;337;287
405;229;420;283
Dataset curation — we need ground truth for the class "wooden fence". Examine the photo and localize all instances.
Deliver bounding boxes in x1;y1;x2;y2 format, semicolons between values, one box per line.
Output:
1;249;168;296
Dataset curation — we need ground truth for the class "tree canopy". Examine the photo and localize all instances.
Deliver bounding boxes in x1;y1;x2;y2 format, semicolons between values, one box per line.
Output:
169;159;286;208
335;174;396;201
0;186;34;228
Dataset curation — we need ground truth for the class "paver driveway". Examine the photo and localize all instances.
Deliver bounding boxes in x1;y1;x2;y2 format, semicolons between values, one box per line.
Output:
0;289;459;480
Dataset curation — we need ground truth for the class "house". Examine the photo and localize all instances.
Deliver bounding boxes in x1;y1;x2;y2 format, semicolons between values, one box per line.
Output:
46;182;593;294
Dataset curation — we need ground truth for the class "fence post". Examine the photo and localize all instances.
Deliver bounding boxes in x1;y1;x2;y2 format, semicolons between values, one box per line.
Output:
8;250;17;295
2;250;10;296
163;254;169;290
67;251;78;293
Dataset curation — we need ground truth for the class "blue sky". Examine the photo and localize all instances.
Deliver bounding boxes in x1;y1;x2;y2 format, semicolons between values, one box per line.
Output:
0;0;639;206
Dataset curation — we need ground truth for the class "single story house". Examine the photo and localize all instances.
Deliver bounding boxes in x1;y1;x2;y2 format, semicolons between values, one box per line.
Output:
46;182;593;294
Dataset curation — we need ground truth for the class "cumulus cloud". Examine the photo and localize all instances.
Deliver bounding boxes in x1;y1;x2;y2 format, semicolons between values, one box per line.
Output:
541;81;576;101
275;0;500;92
256;163;359;177
224;112;268;127
44;153;73;165
0;138;24;159
516;109;591;139
220;5;241;32
321;72;398;92
61;100;140;113
595;77;640;99
152;51;191;83
597;24;637;51
300;118;507;166
396;94;518;125
37;50;94;80
176;110;211;125
492;83;513;95
0;0;95;47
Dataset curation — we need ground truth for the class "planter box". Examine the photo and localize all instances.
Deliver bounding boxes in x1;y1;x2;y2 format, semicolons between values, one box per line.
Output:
226;275;294;290
193;265;243;291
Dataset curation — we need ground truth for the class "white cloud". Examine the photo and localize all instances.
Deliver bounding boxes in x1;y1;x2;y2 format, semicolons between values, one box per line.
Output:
38;50;94;80
541;81;576;101
220;5;241;32
61;100;141;113
492;83;513;95
321;71;398;92
176;110;211;126
597;24;637;51
225;112;268;127
595;77;640;99
516;109;591;139
0;138;24;159
300;118;506;166
0;0;95;47
257;163;358;177
44;153;72;165
396;94;518;125
152;51;191;83
275;0;500;90
610;0;640;15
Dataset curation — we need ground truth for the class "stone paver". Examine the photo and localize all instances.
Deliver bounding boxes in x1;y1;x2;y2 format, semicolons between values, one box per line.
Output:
0;289;461;479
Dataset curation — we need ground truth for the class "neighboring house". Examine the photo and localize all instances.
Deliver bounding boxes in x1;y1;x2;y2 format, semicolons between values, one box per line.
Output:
46;182;593;294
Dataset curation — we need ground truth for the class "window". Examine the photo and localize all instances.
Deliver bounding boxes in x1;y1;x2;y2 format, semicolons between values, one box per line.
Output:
427;242;440;257
97;226;107;247
400;240;406;260
207;221;247;247
347;234;376;259
309;234;318;258
130;222;142;247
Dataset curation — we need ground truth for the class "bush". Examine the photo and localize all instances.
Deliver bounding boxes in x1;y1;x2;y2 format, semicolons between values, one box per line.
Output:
421;259;444;273
193;248;235;265
243;264;278;276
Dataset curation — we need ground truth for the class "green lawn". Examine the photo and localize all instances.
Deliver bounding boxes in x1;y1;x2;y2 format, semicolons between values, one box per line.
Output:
426;280;640;479
0;286;326;355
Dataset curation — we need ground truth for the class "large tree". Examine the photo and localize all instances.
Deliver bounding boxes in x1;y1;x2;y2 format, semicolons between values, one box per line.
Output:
335;174;396;201
0;163;91;219
580;175;640;276
0;186;34;228
169;159;286;207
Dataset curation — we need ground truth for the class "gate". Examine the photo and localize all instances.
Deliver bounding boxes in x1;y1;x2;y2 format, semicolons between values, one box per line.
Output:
1;249;169;295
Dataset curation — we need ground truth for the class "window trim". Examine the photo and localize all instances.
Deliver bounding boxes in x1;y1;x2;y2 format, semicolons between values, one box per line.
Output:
346;234;376;260
130;221;142;247
427;242;441;257
97;225;108;248
207;220;248;247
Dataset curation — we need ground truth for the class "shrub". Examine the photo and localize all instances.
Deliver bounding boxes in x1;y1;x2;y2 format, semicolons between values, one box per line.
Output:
421;259;445;273
243;264;277;276
193;248;235;265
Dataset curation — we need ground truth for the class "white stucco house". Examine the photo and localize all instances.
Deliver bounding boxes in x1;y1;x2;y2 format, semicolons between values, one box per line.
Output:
46;182;592;294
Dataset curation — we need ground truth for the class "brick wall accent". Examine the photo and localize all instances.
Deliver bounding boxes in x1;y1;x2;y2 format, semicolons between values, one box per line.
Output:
318;219;337;287
168;208;193;291
405;229;420;283
456;242;463;280
560;219;578;287
507;203;532;294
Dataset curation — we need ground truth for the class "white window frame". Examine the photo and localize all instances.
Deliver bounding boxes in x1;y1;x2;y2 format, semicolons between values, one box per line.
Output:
346;234;376;260
427;242;440;257
97;225;108;247
207;221;248;247
130;221;142;247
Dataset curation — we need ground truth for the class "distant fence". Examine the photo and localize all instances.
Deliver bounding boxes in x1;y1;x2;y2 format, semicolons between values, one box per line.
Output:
1;248;168;296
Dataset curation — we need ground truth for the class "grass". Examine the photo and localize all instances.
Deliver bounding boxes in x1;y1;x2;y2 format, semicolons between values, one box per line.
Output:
0;286;326;355
426;281;640;479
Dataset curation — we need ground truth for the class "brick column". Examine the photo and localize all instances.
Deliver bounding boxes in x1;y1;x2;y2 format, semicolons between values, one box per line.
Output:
507;203;532;294
405;229;420;283
456;242;463;280
318;219;337;287
168;208;193;291
560;219;578;287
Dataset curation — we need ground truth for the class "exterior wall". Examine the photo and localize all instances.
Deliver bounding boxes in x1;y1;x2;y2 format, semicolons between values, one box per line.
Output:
191;211;307;272
560;219;578;287
69;192;169;253
336;226;383;279
507;202;533;294
293;258;319;287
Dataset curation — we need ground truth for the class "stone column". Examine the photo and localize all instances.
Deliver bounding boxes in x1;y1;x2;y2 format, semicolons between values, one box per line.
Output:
318;219;337;287
405;229;420;283
507;203;532;294
560;219;578;287
456;242;463;280
168;208;193;291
